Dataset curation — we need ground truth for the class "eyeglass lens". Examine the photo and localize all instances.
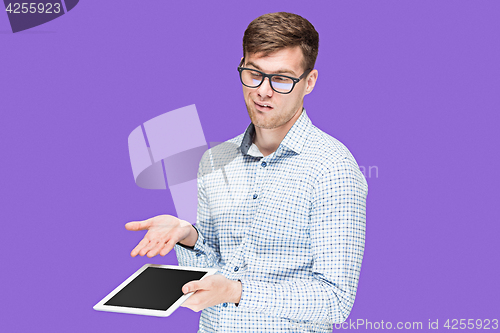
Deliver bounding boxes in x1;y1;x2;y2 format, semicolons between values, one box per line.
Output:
241;69;294;93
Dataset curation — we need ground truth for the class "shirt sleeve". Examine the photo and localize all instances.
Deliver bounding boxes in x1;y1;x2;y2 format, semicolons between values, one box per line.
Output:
237;157;368;323
175;155;221;269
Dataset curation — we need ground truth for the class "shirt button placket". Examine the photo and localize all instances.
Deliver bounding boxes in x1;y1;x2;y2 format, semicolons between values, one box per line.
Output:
256;160;269;198
252;158;267;206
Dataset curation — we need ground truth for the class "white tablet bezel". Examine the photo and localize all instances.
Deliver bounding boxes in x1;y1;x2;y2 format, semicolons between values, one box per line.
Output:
93;264;217;317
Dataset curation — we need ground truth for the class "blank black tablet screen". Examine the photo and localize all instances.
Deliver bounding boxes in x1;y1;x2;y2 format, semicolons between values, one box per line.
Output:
104;267;207;311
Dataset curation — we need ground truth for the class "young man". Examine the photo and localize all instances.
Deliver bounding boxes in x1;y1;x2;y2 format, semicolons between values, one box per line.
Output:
126;12;367;332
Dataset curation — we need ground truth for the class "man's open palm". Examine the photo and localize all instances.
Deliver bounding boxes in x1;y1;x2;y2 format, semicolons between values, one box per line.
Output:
125;215;196;258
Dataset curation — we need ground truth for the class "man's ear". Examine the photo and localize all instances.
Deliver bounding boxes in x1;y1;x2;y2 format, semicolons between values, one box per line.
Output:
304;69;318;95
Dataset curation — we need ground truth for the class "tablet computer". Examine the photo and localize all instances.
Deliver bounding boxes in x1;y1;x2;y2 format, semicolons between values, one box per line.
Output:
93;264;217;317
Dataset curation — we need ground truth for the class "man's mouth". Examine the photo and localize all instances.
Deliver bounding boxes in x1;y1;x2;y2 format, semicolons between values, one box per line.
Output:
254;101;273;111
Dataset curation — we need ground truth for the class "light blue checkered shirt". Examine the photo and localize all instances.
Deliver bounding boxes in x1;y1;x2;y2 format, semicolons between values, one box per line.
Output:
175;109;368;332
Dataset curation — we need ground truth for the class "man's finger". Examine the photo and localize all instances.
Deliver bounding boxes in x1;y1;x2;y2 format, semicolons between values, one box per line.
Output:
130;237;150;257
125;219;152;231
147;241;166;258
139;239;159;256
160;240;176;257
182;280;203;294
181;292;203;311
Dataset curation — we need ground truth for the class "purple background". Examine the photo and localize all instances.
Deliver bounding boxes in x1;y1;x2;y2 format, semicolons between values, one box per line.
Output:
1;1;499;332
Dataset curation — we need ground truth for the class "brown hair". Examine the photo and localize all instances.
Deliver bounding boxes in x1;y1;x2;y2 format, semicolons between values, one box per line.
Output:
242;12;319;71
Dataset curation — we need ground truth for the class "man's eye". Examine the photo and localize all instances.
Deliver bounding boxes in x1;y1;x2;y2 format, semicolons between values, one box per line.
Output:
273;76;290;82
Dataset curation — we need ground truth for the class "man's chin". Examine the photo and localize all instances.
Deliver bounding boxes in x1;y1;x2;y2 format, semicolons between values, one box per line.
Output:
247;111;267;128
252;118;281;130
246;105;281;129
253;122;271;129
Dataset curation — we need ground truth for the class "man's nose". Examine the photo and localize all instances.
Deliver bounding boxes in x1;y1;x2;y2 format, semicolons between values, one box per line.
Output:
257;77;274;97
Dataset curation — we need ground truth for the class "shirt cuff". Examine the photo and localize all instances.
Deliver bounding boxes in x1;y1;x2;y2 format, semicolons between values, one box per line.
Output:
237;279;266;312
175;224;207;254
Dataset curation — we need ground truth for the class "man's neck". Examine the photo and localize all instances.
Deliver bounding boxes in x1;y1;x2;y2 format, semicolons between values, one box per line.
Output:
253;107;303;157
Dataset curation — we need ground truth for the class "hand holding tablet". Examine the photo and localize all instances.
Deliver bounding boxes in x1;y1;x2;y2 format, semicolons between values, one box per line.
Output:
94;264;217;317
181;274;242;312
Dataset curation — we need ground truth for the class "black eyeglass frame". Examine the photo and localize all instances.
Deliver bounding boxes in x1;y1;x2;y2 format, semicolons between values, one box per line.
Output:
237;66;312;94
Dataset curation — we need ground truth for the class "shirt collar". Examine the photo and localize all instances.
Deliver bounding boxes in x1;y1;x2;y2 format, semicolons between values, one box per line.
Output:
239;108;311;156
239;121;256;156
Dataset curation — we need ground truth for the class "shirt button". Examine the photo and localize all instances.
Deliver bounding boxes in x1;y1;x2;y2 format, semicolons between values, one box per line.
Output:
223;302;228;307
203;239;206;244
253;194;258;199
234;266;239;272
261;161;267;167
196;252;201;257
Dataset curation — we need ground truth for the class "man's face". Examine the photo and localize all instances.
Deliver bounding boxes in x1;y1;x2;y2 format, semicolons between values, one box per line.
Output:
242;46;316;130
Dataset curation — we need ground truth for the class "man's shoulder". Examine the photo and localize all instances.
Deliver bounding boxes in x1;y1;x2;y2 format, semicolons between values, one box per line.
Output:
304;125;367;190
304;123;358;165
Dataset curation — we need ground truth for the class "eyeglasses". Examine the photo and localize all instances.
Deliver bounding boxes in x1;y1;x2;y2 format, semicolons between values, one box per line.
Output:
237;66;311;94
